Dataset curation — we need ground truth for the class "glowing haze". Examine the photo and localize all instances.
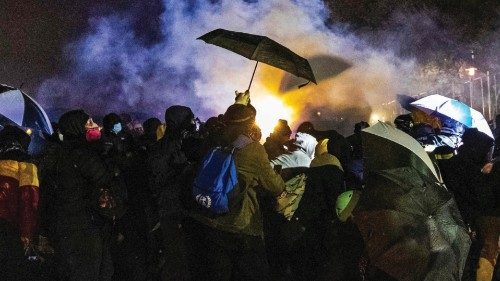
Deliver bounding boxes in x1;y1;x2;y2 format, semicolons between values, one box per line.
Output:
37;0;422;135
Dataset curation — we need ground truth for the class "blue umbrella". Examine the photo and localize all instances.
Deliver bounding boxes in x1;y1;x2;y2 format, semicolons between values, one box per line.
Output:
0;84;53;135
410;94;493;139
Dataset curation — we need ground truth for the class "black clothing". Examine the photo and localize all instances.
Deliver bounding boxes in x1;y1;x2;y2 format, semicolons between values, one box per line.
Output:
40;140;115;235
55;228;113;281
186;219;270;281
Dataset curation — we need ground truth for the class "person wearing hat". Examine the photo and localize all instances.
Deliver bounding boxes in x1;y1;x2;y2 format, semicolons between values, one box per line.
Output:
188;91;285;281
0;125;39;281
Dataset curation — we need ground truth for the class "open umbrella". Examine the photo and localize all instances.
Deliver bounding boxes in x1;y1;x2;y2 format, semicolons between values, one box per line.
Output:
410;94;493;139
355;122;470;280
279;54;350;92
362;121;440;182
0;84;53;135
198;28;316;90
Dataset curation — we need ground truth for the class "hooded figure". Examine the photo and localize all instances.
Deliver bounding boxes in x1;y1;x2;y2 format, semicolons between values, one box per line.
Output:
440;128;497;281
38;109;118;281
271;132;317;169
146;105;200;280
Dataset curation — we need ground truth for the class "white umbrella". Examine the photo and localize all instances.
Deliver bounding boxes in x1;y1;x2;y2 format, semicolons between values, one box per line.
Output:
362;121;441;183
410;94;493;139
0;84;53;134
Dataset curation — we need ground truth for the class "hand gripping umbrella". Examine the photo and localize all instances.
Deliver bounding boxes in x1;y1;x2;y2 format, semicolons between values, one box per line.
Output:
0;84;53;135
198;29;316;91
353;122;470;281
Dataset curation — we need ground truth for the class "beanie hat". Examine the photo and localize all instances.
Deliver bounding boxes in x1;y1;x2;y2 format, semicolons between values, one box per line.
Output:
59;109;89;139
223;104;256;125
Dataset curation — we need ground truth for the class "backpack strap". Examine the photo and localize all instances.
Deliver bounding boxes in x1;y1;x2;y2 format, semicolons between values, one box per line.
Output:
231;134;254;151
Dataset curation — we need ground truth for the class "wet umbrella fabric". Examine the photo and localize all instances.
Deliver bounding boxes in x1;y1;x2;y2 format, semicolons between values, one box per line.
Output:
410;94;493;139
353;167;470;281
0;84;53;134
198;29;316;89
356;122;470;280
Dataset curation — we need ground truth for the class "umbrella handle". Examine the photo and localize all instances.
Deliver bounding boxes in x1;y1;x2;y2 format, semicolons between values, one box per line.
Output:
247;61;259;91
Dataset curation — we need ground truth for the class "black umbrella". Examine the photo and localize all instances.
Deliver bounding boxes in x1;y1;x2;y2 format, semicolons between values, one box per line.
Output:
198;28;316;91
353;168;470;281
353;122;470;280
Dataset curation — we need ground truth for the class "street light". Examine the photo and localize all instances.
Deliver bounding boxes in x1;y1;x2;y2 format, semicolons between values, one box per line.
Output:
466;67;476;108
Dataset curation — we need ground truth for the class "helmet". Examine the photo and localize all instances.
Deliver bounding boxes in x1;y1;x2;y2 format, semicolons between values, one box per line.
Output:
335;190;361;222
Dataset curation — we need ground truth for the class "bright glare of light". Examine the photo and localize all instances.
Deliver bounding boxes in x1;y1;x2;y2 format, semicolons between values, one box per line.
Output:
369;112;385;124
25;128;32;135
466;67;476;76
252;95;293;140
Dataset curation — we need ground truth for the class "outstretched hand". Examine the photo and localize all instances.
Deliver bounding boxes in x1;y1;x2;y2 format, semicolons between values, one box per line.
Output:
235;90;250;105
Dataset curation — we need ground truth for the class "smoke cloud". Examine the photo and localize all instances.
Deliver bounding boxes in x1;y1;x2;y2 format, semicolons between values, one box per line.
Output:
37;0;485;134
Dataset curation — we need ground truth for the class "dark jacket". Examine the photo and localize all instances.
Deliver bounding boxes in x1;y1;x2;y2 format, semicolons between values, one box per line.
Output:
440;133;496;225
147;106;197;217
39;140;115;235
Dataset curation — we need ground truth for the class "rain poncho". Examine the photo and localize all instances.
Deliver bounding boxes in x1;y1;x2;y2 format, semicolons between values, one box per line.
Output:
271;132;317;169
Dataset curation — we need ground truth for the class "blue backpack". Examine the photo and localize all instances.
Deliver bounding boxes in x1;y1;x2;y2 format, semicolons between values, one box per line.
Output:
192;147;238;214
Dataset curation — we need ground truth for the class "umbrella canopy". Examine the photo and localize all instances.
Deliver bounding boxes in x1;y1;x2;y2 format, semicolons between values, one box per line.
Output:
410;94;493;139
353;167;471;281
362;122;440;182
0;84;53;135
279;55;350;92
198;28;316;90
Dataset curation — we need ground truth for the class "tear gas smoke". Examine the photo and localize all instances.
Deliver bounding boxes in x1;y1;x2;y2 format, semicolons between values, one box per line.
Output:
36;0;495;136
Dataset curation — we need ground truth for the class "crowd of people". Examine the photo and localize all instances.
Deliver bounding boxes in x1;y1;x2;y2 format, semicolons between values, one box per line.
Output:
0;90;499;281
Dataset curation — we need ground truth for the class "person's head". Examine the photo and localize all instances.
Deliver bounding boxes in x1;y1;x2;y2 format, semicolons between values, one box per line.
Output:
296;121;315;135
354;121;369;134
222;104;256;143
336;190;362;222
103;113;123;135
270;119;292;144
164;105;196;137
59;109;92;141
411;109;441;129
459;128;494;165
394;114;414;135
0;125;31;152
142;117;162;138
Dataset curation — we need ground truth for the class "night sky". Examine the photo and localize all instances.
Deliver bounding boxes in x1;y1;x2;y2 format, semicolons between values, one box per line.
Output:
0;0;500;130
1;0;498;98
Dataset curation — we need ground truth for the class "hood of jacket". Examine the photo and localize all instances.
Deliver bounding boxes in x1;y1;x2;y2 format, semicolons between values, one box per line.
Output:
59;110;89;140
294;132;317;160
164;105;195;133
